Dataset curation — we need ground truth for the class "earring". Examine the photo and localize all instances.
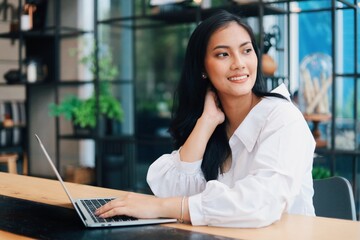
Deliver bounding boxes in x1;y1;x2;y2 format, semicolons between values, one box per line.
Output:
201;73;207;79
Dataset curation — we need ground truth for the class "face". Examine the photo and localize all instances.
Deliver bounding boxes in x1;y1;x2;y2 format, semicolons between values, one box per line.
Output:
204;22;258;100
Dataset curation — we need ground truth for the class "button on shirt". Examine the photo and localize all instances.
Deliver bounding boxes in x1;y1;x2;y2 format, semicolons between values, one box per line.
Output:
147;84;316;228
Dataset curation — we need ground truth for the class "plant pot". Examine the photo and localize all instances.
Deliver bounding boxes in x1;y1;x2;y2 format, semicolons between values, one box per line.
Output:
99;117;122;136
72;117;121;136
73;124;94;136
262;54;277;76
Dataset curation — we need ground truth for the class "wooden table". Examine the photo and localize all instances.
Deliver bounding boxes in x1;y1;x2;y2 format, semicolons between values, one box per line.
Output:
1;172;360;240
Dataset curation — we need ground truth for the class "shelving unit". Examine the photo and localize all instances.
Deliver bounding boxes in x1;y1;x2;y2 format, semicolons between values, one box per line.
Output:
289;0;359;215
329;0;359;191
0;0;92;177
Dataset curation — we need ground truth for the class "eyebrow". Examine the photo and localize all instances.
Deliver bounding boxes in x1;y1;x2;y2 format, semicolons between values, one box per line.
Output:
212;41;252;51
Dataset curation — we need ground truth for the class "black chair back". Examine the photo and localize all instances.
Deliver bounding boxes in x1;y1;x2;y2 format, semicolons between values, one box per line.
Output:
313;176;357;221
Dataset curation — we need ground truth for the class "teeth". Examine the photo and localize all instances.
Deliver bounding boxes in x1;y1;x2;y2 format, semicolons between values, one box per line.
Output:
228;75;247;81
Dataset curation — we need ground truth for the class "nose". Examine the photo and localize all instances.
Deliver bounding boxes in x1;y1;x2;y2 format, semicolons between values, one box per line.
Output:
230;54;245;70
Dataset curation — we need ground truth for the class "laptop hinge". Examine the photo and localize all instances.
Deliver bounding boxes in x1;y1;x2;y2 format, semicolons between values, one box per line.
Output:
75;202;87;222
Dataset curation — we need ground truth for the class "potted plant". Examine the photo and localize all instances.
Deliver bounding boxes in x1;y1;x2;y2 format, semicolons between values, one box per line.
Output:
312;166;331;180
49;43;124;134
261;25;281;76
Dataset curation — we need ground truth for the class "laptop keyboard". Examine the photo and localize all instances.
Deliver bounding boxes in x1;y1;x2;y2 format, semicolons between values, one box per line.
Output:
81;198;138;223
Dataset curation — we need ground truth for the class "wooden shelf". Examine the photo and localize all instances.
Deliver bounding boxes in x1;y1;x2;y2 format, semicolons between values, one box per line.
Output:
98;3;286;27
0;27;90;39
0;124;26;130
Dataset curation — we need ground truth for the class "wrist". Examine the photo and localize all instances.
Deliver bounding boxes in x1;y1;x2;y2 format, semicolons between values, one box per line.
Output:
159;197;188;222
197;115;219;132
180;115;218;162
178;196;186;223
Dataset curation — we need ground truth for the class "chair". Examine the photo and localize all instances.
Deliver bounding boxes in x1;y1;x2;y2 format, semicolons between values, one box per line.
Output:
313;176;357;221
0;153;18;174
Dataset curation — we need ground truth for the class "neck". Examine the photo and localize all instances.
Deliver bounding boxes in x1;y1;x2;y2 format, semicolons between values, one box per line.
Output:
222;93;258;137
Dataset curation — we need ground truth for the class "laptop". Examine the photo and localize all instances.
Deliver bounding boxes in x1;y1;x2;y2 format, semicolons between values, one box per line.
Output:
35;134;177;227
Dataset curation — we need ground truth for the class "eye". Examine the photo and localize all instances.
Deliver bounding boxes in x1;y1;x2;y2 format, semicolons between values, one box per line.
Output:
244;48;253;54
216;52;229;58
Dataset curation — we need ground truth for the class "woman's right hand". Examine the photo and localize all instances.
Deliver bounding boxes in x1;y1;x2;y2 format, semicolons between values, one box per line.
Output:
179;89;225;163
201;89;225;126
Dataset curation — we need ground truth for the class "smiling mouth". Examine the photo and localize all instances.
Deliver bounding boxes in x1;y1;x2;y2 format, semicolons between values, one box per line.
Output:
228;75;249;81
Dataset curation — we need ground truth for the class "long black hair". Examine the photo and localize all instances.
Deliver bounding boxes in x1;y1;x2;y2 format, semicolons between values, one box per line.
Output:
169;10;285;181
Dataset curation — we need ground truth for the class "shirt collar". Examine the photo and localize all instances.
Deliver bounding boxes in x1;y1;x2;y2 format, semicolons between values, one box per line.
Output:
271;83;291;101
233;84;290;152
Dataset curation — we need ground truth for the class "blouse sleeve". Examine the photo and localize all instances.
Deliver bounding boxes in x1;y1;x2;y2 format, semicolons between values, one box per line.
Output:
147;149;207;197
188;103;316;228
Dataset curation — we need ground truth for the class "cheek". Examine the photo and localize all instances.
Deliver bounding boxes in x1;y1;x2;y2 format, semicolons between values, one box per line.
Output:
204;58;213;74
205;59;224;78
204;63;222;88
251;55;258;71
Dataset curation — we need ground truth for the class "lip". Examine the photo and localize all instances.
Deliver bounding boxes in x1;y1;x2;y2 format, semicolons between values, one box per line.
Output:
227;74;249;82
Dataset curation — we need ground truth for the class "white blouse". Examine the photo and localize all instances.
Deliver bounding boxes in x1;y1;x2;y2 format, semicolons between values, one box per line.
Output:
147;84;316;228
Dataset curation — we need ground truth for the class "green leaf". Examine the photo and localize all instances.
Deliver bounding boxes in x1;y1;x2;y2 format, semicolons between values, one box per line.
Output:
49;41;124;129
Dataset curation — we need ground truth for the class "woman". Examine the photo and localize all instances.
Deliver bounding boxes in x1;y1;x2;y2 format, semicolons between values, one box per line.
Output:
96;10;316;228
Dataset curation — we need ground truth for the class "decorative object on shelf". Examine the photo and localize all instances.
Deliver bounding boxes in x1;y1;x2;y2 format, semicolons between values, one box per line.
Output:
0;0;9;20
150;0;190;6
332;119;356;151
25;57;47;83
261;25;280;76
2;113;14;128
303;113;331;148
4;58;47;84
299;52;332;147
49;44;124;134
0;100;26;147
150;0;199;14
300;53;332;115
0;0;14;21
232;0;263;3
30;0;48;30
21;3;36;31
0;0;18;32
3;69;25;84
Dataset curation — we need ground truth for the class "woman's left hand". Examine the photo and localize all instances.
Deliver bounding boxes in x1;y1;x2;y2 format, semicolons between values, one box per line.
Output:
95;192;163;219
